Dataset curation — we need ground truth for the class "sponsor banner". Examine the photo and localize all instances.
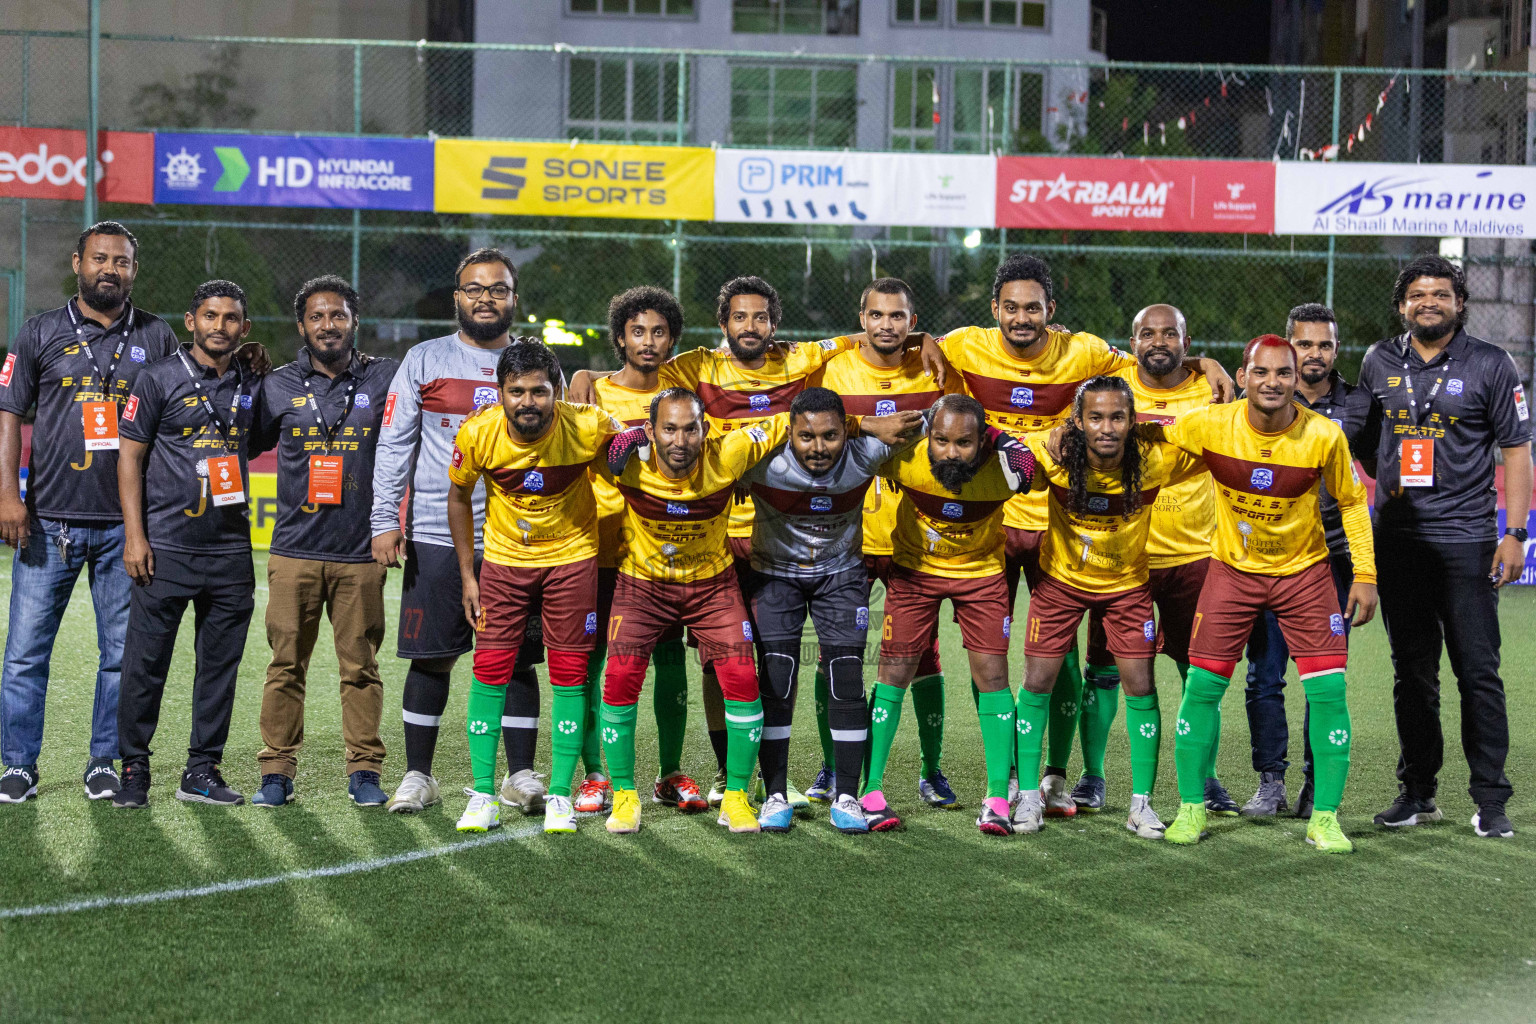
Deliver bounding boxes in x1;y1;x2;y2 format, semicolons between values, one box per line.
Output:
0;127;154;203
1275;161;1536;238
715;149;995;227
997;156;1274;233
1497;508;1536;586
249;472;279;552
435;140;713;220
154;133;434;210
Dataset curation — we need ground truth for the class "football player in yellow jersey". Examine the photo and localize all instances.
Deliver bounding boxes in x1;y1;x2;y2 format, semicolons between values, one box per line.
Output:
1016;376;1194;839
445;341;623;834
934;256;1235;818
809;278;965;808
868;395;1038;836
1146;336;1378;853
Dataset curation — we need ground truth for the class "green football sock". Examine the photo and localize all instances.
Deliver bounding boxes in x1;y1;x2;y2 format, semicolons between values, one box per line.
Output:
1175;660;1221;781
976;688;1016;800
600;701;638;791
723;697;763;792
1174;666;1229;805
581;645;606;776
1079;665;1120;779
1123;692;1161;797
1302;670;1351;813
911;673;946;776
1045;649;1084;776
548;683;586;798
652;637;689;778
466;679;505;795
864;683;907;793
813;668;835;768
1013;688;1051;791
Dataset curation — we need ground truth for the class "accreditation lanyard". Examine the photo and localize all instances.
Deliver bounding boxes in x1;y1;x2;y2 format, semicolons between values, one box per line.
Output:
176;348;245;453
1397;336;1451;489
67;301;132;397
1398;335;1451;432
300;365;357;505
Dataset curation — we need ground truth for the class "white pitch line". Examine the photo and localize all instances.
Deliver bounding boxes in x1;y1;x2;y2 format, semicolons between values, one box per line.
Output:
0;820;544;921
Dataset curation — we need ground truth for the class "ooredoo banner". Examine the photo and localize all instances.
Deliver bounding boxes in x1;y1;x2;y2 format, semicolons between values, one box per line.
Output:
153;133;435;210
714;149;995;227
995;156;1274;233
1275;161;1536;238
435;139;714;220
0;128;154;203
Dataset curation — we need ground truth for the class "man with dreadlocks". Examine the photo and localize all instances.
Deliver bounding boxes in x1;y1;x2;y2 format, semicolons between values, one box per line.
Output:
1017;376;1194;839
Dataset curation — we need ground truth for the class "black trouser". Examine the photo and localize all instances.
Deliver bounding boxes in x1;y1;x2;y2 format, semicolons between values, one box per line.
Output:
118;548;255;772
1376;534;1511;806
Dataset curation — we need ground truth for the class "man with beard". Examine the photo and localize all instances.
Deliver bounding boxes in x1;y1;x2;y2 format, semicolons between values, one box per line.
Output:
371;249;549;816
1143;336;1377;853
935;257;1235;820
1239;304;1362;819
0;223;179;803
245;276;398;809
867;395;1038;835
1351;256;1531;839
112;281;266;808
815;278;964;809
447;341;622;834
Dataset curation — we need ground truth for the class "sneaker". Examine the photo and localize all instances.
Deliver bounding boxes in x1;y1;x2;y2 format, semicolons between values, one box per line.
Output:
175;766;244;806
707;769;728;807
112;762;149;809
1070;774;1106;813
785;780;811;813
1164;802;1208;845
252;773;294;807
544;794;577;834
830;793;869;833
653;771;707;813
918;769;958;807
0;765;38;804
1040;773;1077;818
805;764;835;804
1009;790;1043;835
1472;803;1514;838
1292;777;1315;819
348;770;388;807
1373;790;1443;828
1204;777;1240;816
456;788;502;832
1305;810;1354;853
83;759;119;800
979;796;1017;836
1240;773;1288;817
759;793;794;833
860;790;902;832
1125;794;1166;839
576;773;614;813
607;788;642;834
717;789;760;833
388;770;441;814
500;769;546;813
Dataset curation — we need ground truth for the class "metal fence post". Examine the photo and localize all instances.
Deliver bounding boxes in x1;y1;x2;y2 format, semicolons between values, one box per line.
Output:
1000;62;1012;153
84;1;100;229
18;31;29;324
1325;69;1341;309
672;50;687;298
351;42;363;288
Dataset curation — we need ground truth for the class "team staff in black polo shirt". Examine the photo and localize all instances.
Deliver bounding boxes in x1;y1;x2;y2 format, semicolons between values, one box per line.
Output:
112;280;267;809
0;222;178;803
1353;255;1532;839
247;276;398;809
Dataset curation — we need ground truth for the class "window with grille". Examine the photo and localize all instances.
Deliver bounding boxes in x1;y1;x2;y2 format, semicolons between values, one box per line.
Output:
892;0;940;23
732;0;861;35
729;64;858;147
567;0;697;16
953;0;1046;28
893;66;1045;152
566;57;691;143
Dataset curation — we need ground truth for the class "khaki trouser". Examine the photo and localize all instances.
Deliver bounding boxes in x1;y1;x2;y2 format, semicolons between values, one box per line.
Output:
259;555;387;777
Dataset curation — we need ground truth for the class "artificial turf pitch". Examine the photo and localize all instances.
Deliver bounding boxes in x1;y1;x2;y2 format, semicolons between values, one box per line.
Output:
1;552;1532;1023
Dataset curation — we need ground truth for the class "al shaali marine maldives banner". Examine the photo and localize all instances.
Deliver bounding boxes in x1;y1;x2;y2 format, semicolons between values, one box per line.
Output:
714;149;996;227
154;133;435;211
1275;161;1536;238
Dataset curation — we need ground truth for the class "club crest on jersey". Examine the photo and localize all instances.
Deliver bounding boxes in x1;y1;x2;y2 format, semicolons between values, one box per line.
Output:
742;620;754;641
855;606;869;629
129;346;146;363
1010;386;1035;408
584;612;597;635
239;394;253;409
1250;468;1274;491
1446;378;1464;396
810;495;833;512
749;393;771;411
875;399;896;416
355;392;370;408
941;501;964;519
1329;613;1345;636
1088;495;1109;513
473;386;498;408
1143;620;1156;642
523;470;544;492
666;501;689;516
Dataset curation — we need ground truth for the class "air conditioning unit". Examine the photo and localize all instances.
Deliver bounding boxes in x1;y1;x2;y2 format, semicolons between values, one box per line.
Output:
1446;17;1501;73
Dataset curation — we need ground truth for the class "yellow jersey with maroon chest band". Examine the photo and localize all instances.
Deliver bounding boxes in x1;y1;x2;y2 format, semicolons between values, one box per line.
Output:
1112;365;1217;570
939;326;1133;532
590;374;662;570
879;439;1018;579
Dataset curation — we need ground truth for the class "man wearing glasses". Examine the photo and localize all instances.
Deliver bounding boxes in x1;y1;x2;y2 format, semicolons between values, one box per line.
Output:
371;250;550;815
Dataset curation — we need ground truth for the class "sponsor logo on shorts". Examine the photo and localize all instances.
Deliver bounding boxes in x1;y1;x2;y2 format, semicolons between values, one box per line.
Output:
742;620;754;641
0;353;14;387
810;495;832;512
666;501;689;516
875;399;896;416
1010;386;1034;408
941;501;964;518
1002;615;1011;638
1143;619;1156;642
523;469;544;492
451;444;464;469
383;392;397;426
1249;467;1274;491
129;346;146;363
1446;378;1464;396
1088;495;1109;513
749;393;770;411
123;394;138;421
855;606;868;628
1329;613;1344;635
354;392;370;408
584;612;597;634
473;385;498;408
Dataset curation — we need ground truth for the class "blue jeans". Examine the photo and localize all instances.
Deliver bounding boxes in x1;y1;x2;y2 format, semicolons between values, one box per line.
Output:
1242;553;1353;777
1;518;130;766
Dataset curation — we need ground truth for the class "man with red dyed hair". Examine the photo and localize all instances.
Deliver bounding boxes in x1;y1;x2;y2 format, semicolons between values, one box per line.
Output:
1141;335;1377;853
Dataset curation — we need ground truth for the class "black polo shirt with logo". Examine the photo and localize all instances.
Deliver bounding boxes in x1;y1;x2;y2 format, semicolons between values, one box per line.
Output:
1296;371;1361;560
120;345;257;555
250;348;398;562
0;300;178;520
1352;329;1532;544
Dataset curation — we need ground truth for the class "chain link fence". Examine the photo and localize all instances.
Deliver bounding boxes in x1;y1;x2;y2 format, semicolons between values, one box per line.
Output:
3;29;1535;379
